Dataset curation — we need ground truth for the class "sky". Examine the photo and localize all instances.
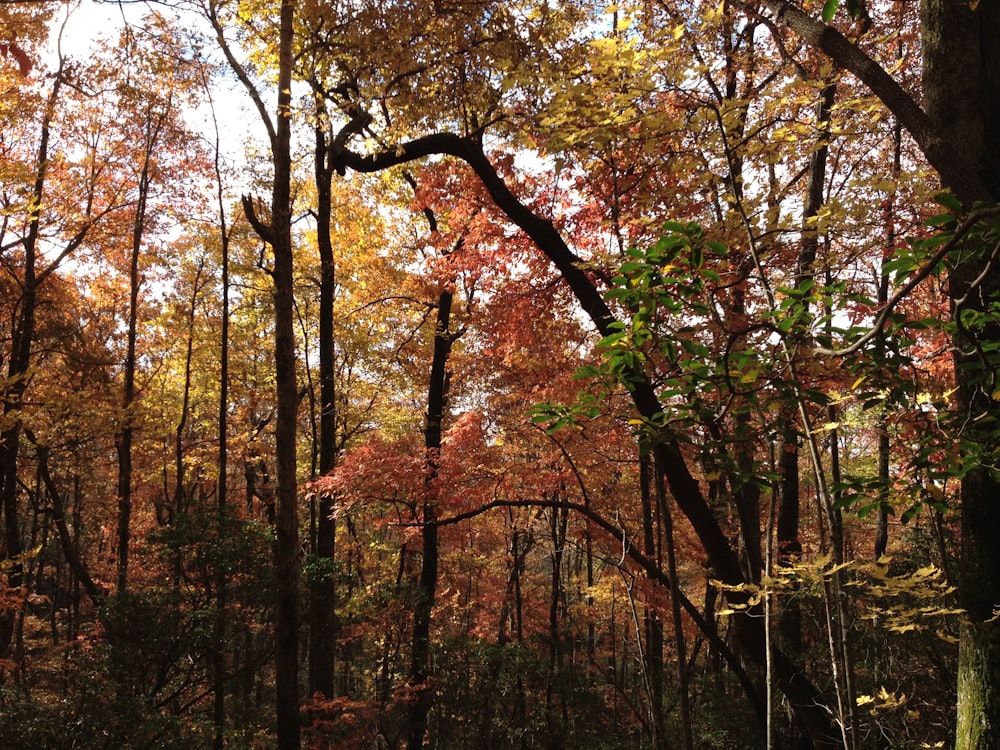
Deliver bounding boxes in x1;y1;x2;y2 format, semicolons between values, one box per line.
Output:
48;0;134;58
45;0;264;175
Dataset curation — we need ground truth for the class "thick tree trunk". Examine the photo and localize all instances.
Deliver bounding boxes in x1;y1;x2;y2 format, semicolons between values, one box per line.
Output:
921;3;1000;748
271;3;301;740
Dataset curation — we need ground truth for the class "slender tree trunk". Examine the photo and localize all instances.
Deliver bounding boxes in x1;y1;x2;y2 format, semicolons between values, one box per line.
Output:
874;120;901;562
116;112;162;594
653;457;693;750
30;437;102;605
271;4;300;743
309;117;337;700
543;497;569;750
0;75;65;661
406;273;454;750
639;452;666;750
174;262;205;518
212;95;232;750
402;179;461;748
238;1;300;745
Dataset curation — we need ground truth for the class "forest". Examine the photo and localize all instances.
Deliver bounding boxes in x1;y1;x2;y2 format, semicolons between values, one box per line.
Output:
1;0;999;748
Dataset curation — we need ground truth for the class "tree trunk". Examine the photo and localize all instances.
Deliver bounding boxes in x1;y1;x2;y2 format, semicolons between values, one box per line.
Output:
238;1;301;745
117;106;163;594
309;117;337;701
212;99;232;750
639;452;666;750
405;190;460;749
921;3;1000;748
174;261;205;518
0;74;63;660
406;275;454;750
654;456;693;750
270;2;301;741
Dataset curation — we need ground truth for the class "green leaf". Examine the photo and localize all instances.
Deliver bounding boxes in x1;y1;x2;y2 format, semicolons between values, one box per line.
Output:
925;213;955;228
934;191;962;212
706;240;728;256
822;0;840;21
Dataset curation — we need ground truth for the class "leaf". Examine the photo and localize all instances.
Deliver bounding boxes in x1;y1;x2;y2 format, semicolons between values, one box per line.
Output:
821;0;840;21
0;43;32;77
934;191;963;212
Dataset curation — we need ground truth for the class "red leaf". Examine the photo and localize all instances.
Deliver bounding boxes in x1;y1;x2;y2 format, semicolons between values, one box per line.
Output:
1;43;32;77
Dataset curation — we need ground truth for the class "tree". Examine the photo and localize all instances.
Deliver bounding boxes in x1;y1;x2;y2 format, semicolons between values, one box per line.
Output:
209;0;301;743
747;1;1000;746
1;24;102;662
920;3;1000;746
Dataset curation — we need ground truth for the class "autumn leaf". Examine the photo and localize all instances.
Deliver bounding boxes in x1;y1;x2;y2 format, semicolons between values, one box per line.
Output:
0;42;31;76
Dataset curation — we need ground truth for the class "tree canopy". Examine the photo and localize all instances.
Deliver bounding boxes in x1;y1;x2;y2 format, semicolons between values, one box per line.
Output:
1;1;998;748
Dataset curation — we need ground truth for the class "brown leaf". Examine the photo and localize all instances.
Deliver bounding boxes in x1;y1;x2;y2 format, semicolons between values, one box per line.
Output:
1;42;32;77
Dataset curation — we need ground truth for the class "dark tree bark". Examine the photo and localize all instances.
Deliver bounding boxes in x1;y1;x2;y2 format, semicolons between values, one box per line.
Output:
406;259;456;750
874;119;902;563
402;163;465;747
29;436;103;606
114;188;141;595
308;106;338;702
921;4;1000;748
210;85;233;750
234;0;301;744
173;261;206;519
270;5;301;742
116;87;172;593
639;452;666;750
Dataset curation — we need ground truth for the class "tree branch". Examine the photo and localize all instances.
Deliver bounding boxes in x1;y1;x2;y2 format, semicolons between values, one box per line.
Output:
750;0;992;206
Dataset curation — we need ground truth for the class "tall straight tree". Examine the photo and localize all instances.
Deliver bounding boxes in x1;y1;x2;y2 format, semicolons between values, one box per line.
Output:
250;2;300;745
208;0;301;745
406;189;462;750
308;94;337;700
